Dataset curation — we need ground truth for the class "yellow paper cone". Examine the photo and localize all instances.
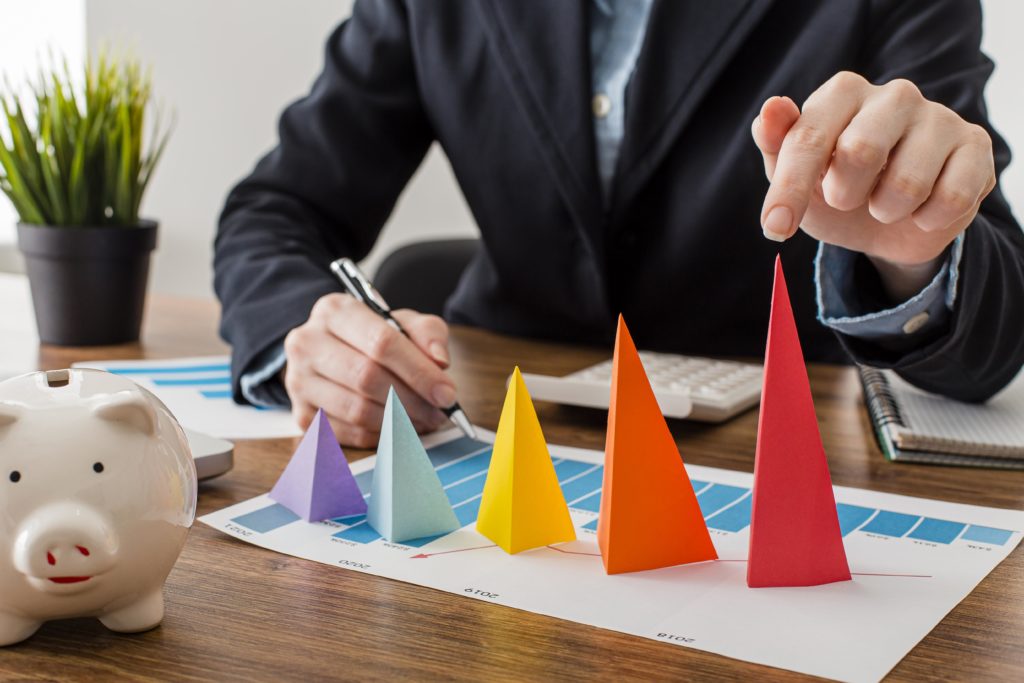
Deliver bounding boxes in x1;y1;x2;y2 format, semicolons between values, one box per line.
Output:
476;367;576;553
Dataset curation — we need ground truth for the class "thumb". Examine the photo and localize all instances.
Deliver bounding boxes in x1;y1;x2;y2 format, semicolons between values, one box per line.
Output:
391;309;451;369
752;96;800;179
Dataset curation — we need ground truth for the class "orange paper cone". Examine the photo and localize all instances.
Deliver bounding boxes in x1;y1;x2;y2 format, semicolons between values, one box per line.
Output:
597;315;718;574
747;256;851;587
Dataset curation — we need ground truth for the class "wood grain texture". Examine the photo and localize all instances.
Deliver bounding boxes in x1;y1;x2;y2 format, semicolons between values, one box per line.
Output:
5;296;1022;682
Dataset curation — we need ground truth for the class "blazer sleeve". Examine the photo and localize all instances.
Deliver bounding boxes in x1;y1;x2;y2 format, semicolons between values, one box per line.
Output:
834;0;1024;401
214;0;433;401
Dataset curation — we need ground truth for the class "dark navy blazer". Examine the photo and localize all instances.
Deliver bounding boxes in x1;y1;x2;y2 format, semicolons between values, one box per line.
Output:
215;0;1024;403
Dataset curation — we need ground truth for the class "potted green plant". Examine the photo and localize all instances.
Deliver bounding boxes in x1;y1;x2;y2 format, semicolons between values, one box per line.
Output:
0;55;170;345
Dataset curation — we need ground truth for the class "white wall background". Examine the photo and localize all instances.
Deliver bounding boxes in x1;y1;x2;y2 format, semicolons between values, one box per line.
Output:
981;3;1024;223
1;1;1022;297
0;0;85;271
83;0;476;298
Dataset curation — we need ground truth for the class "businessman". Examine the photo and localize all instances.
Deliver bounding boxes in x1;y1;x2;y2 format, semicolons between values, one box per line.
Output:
216;0;1024;446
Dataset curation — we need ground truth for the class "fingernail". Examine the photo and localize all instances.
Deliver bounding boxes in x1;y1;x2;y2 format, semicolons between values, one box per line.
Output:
762;205;792;241
432;384;456;409
429;341;449;366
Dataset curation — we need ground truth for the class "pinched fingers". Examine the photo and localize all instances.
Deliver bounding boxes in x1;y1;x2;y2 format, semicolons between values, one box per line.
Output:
392;309;451;368
751;96;801;180
760;72;868;240
910;126;996;232
822;80;918;212
310;294;457;410
284;318;446;432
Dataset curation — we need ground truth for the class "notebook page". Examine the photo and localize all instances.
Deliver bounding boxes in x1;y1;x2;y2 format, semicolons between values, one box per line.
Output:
887;369;1024;455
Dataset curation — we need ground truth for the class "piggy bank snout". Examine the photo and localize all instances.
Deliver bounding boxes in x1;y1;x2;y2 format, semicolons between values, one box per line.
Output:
13;503;119;582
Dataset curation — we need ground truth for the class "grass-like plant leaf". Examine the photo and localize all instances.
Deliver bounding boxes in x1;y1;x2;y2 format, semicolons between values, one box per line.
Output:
0;52;171;227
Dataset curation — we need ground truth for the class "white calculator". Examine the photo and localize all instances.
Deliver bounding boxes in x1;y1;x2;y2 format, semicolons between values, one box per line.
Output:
520;352;763;423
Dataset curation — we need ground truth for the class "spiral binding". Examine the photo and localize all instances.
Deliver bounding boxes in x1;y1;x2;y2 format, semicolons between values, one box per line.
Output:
859;365;1024;461
859;366;904;429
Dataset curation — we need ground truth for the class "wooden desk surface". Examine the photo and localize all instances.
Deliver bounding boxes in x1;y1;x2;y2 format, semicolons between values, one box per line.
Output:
5;295;1023;682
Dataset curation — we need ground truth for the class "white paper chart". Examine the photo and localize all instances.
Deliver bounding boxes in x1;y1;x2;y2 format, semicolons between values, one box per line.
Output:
202;429;1024;682
74;356;300;439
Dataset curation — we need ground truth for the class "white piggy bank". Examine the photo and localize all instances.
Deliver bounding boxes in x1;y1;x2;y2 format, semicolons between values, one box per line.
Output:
0;368;197;646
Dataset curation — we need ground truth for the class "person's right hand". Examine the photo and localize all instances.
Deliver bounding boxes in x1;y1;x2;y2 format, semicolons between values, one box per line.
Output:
282;293;455;447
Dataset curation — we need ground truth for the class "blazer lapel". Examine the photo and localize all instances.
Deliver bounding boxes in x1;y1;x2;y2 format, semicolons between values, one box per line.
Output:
475;0;605;245
613;0;775;208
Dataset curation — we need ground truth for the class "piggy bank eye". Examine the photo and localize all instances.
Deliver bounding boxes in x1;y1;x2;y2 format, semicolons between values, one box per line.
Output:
93;462;104;474
9;471;20;483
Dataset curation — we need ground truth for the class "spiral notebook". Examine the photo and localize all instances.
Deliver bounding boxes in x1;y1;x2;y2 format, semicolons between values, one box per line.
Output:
859;367;1024;468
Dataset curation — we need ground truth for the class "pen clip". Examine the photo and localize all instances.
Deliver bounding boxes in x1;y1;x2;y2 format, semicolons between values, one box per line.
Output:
330;258;392;316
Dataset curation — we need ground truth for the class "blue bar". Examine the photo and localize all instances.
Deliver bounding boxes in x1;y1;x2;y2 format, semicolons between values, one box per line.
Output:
330;520;451;548
333;522;382;544
332;514;366;525
106;363;231;375
697;484;749;518
444;475;488;505
690;479;710;493
907;518;966;544
427;437;490;466
962;525;1014;546
152;376;231;386
200;389;233;399
232;503;299;533
836;504;876;536
554;460;594;481
454;497;483;526
582;518;599;531
435;451;492;486
560;468;605;502
861;511;920;537
571;491;602;512
706;493;752;532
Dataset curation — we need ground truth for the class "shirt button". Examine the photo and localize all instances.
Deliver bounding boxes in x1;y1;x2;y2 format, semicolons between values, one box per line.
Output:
902;312;930;335
592;93;612;119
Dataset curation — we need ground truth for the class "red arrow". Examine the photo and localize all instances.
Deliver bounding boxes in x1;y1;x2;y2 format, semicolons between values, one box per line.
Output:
411;544;497;559
718;558;930;578
545;544;601;557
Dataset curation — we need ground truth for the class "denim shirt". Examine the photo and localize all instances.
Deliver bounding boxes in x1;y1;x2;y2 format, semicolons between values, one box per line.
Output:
240;0;960;407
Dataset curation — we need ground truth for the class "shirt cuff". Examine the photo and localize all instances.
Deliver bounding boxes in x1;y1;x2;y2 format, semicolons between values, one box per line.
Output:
815;235;964;341
239;343;290;408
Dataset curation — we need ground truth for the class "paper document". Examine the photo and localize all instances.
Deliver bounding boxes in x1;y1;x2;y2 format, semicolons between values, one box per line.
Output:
202;428;1024;682
74;356;300;439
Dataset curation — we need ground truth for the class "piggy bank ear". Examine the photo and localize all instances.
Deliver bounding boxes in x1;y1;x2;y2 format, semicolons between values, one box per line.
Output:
0;403;20;428
92;392;156;436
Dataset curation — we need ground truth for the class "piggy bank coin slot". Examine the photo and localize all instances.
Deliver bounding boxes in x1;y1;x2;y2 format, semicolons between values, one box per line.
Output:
45;370;70;388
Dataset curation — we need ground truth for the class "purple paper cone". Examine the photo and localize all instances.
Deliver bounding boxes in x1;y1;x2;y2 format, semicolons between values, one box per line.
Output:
269;409;367;521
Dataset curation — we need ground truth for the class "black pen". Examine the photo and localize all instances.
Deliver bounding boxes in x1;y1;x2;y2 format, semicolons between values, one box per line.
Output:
329;257;478;440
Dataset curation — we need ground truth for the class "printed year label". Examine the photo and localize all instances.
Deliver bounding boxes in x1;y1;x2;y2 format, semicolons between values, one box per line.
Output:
338;559;371;570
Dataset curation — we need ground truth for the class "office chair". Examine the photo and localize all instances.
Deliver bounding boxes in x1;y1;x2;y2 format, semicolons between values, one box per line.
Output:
373;238;480;317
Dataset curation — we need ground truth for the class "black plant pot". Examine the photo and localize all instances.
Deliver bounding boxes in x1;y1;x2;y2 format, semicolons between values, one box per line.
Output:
17;221;158;346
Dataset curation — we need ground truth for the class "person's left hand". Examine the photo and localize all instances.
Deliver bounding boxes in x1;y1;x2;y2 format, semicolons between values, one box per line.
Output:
752;71;996;301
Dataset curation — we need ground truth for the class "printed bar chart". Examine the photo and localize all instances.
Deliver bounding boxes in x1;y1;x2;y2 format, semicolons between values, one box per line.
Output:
204;430;1024;683
105;363;232;375
151;376;232;386
231;438;1016;549
74;356;301;439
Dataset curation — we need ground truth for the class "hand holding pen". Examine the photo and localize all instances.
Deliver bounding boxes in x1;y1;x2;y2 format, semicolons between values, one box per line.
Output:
280;258;475;448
